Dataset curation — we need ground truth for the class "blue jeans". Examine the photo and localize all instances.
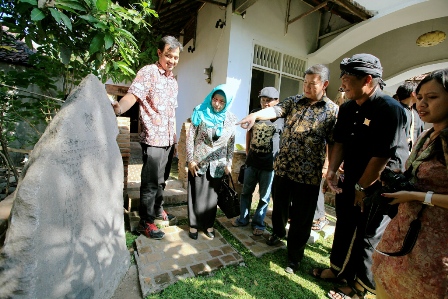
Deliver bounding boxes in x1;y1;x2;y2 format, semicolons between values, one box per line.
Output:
235;166;274;230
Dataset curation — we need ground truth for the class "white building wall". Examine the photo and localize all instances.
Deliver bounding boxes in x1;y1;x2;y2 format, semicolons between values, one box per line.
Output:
176;4;231;140
176;0;320;147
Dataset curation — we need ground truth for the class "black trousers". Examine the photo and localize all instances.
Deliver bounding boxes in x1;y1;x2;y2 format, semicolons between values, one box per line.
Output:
330;180;391;293
139;143;174;223
187;168;222;229
271;175;320;265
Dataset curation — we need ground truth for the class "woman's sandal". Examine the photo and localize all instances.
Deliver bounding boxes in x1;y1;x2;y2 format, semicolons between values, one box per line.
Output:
327;285;366;299
312;217;329;230
311;268;343;283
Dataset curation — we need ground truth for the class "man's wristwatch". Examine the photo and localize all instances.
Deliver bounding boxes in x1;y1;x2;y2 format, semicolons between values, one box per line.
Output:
423;191;434;206
355;183;365;192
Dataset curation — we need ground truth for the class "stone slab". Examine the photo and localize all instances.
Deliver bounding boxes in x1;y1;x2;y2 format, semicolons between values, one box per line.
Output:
216;216;286;258
0;74;129;299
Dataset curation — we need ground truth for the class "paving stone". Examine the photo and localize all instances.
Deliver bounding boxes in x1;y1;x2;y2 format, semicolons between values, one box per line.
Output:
190;263;211;276
220;254;237;264
206;258;224;271
154;273;171;285
172;267;190;277
139;246;152;254
142;264;159;275
146;252;164;263
217;216;286;258
193;252;211;262
221;245;234;254
209;249;223;257
194;242;211;251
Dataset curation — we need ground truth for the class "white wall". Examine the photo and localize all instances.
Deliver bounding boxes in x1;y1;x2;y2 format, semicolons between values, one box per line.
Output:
175;4;231;140
176;0;320;146
325;16;448;99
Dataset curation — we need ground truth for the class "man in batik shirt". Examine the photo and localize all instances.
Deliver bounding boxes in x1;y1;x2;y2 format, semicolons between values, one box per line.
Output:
112;36;182;240
238;64;338;274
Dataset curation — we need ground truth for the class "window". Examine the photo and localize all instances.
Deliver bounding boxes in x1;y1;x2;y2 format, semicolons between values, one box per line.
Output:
250;44;306;111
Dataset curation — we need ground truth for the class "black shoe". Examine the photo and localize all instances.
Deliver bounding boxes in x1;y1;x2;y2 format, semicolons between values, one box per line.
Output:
188;230;198;240
138;222;165;240
266;234;282;246
205;230;215;239
285;262;299;274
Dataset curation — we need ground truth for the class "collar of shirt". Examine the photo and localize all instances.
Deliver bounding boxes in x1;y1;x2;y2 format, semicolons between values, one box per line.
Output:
358;88;383;108
156;61;174;78
400;102;412;110
297;94;329;106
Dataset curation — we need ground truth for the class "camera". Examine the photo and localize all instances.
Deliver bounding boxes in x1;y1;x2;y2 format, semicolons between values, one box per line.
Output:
363;168;414;206
380;168;414;194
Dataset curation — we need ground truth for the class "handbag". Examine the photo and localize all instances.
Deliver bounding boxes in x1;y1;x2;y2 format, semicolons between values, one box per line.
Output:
238;164;247;184
217;175;240;219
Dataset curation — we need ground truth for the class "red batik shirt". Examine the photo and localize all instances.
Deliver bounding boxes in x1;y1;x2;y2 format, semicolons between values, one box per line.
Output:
127;62;178;146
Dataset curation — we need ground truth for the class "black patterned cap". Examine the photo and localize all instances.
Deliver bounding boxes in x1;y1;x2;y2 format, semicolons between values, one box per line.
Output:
340;53;385;87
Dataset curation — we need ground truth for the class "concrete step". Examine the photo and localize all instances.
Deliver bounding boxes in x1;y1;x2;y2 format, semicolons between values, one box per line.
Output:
127;187;187;212
128;178;184;192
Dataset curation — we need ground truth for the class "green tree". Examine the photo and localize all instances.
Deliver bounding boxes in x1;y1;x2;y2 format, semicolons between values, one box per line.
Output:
0;0;161;188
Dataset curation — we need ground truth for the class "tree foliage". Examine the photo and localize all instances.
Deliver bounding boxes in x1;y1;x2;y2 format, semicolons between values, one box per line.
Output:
0;0;161;182
2;0;160;85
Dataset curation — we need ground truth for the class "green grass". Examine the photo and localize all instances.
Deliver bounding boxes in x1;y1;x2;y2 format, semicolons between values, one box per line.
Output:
131;207;336;299
125;165;338;298
144;220;335;299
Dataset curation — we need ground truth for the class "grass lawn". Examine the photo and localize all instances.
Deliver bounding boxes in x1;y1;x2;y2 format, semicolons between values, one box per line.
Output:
124;158;339;298
126;212;337;299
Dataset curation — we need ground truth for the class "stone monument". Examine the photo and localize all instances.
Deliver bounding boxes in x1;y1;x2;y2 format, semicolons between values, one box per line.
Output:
0;74;129;299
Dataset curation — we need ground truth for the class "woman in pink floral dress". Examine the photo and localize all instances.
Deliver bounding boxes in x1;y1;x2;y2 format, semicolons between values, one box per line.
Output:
372;69;448;299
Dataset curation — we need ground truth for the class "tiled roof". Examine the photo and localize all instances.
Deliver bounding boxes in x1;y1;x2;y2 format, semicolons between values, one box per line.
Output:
0;33;35;66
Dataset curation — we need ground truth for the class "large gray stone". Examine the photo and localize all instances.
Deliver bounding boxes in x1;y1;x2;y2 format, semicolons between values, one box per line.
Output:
0;74;129;299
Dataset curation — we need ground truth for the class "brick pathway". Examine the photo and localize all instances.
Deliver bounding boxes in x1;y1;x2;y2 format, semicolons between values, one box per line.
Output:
134;224;243;296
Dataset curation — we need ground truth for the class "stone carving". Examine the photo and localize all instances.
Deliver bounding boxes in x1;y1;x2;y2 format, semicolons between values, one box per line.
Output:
0;74;129;299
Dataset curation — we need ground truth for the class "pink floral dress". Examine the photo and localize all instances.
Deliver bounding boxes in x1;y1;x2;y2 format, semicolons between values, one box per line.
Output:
372;130;448;298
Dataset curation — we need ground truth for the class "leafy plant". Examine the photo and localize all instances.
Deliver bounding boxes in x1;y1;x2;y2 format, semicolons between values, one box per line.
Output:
0;0;161;184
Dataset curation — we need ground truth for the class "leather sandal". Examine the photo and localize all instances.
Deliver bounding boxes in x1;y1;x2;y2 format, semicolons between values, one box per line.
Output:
312;268;343;283
312;217;329;230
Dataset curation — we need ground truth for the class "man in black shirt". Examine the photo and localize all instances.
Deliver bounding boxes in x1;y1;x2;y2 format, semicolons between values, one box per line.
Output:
313;54;408;298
